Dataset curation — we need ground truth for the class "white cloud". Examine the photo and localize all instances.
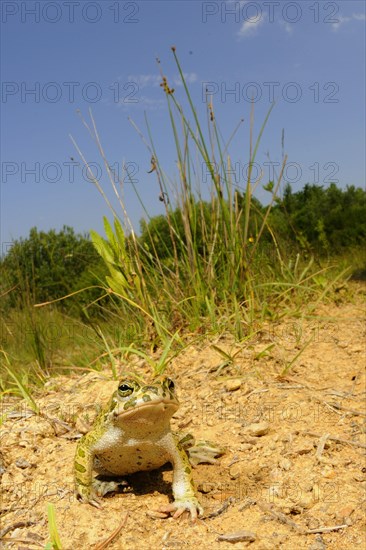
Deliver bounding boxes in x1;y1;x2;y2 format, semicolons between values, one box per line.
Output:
138;96;166;109
117;95;166;111
172;72;198;86
237;13;266;38
126;74;161;88
331;15;352;31
331;12;365;31
115;71;198;111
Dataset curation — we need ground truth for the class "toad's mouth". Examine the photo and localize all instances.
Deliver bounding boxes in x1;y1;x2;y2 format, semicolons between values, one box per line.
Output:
114;398;179;419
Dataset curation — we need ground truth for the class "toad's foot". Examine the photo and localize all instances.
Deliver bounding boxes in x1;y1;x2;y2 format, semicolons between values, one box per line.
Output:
76;485;102;508
93;478;129;497
76;478;128;508
158;497;204;521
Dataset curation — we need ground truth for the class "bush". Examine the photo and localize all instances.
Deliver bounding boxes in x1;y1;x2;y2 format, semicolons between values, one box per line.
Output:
0;226;107;313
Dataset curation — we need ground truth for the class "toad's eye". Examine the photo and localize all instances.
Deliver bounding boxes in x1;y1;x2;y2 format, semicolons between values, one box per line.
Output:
118;383;134;396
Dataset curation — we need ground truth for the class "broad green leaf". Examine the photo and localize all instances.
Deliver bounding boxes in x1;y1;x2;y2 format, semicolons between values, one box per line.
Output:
114;217;126;252
103;216;119;255
90;230;115;265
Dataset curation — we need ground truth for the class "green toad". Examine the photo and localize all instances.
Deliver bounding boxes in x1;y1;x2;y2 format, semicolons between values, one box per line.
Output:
74;375;222;520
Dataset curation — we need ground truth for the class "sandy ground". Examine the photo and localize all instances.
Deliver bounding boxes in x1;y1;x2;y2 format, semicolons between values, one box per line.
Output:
1;284;365;549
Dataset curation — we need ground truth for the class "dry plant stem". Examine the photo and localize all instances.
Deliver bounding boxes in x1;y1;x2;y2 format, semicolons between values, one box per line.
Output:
258;502;348;536
88;109;134;235
222;118;245;159
150;160;180;278
303;431;366;449
0;521;37;539
257;501;305;533
331;402;366;416
305;525;348;534
93;513;129;550
315;433;330;459
0;539;43;547
249;154;288;263
207;497;236;518
34;286;108;308
69;134;120;220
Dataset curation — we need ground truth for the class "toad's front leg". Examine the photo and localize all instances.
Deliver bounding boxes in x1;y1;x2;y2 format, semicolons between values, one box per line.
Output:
158;434;203;521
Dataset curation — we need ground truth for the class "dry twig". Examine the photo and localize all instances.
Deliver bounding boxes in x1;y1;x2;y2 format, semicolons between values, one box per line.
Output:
93;513;129;550
303;431;366;449
305;524;348;534
315;433;330;459
257;501;305;533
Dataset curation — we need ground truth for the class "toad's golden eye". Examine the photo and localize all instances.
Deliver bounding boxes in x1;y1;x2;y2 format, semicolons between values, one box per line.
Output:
118;383;134;396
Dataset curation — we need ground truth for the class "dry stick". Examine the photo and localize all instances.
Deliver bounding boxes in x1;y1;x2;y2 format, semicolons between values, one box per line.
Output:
305;525;348;534
93;513;129;550
315;433;330;459
276;384;307;389
258;502;348;536
0;521;37;539
277;375;316;390
331;402;366;417
312;397;366;417
0;539;43;547
243;388;270;400
321;400;344;416
303;431;366;449
207;497;236;518
257;501;305;533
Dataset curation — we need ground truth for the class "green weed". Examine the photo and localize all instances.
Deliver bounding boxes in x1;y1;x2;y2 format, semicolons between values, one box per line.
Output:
45;503;63;550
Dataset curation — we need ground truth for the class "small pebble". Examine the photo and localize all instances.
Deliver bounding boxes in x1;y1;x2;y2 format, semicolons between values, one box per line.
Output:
353;471;366;482
337;505;354;520
296;494;315;509
239;443;253;451
146;510;169;519
225;379;242;392
321;466;336;479
15;458;31;469
246;422;270;437
278;458;292;471
293;442;314;455
308;535;326;550
217;530;256;543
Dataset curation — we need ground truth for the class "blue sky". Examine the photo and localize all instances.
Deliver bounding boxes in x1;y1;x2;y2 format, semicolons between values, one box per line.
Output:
1;0;365;249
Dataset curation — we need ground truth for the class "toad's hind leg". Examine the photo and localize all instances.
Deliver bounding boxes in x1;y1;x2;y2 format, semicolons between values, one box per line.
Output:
176;433;225;467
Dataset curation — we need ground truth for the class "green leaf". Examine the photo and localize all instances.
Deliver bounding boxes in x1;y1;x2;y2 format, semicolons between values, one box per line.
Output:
46;503;63;550
106;270;130;293
114;217;126;253
103;216;119;255
90;230;114;265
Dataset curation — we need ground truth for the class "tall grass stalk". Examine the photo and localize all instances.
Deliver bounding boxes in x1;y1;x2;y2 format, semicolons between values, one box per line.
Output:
70;48;341;349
